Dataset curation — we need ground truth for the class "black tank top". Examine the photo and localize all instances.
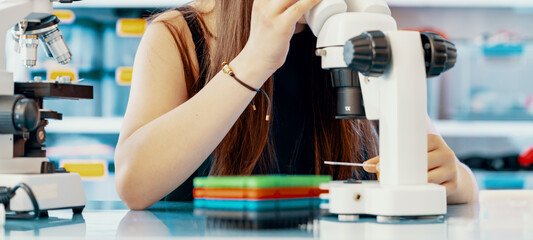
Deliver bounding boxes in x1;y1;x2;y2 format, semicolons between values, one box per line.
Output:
164;10;365;202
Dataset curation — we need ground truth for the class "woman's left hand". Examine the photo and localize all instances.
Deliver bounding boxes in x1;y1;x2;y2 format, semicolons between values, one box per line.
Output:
363;134;459;196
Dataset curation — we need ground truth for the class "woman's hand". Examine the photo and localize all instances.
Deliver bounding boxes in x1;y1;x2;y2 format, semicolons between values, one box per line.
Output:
363;134;459;196
240;0;322;78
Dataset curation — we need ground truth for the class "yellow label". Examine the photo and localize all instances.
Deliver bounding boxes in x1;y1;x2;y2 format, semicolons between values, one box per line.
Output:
116;18;147;37
116;67;133;86
61;160;108;178
47;68;78;82
53;10;76;24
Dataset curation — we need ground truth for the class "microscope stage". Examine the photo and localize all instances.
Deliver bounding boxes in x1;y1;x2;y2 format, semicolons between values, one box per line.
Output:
15;82;93;100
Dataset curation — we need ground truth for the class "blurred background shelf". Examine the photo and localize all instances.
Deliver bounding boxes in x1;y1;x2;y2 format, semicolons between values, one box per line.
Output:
54;0;533;8
387;0;533;8
54;0;189;8
433;121;533;138
46;118;533;138
47;117;123;134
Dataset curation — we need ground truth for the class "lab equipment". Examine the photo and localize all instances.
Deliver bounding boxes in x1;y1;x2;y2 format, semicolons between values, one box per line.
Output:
306;0;456;221
193;176;329;228
0;0;88;220
193;176;329;210
324;161;377;168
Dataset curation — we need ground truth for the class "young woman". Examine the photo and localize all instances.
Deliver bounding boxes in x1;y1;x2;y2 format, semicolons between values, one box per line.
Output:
114;0;478;210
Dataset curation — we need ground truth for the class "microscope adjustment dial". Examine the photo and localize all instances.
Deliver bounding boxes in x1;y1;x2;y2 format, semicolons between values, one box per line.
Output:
420;32;457;78
343;31;391;77
0;95;40;134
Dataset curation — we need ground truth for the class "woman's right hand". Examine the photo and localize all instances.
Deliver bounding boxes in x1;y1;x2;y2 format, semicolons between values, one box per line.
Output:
240;0;322;78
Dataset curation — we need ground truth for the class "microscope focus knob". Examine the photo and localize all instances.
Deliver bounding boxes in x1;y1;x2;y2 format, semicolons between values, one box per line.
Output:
420;32;457;78
0;95;40;134
344;31;391;77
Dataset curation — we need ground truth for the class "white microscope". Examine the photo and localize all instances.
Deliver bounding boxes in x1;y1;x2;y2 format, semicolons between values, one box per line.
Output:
305;0;457;222
0;0;87;220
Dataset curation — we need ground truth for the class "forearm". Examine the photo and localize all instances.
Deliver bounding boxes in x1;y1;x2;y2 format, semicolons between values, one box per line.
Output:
115;53;268;209
447;160;479;204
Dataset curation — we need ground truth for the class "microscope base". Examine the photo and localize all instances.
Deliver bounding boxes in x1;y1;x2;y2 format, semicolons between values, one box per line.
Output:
0;173;86;214
325;181;446;220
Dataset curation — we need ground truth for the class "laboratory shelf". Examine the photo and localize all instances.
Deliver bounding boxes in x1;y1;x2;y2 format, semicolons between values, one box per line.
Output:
46;117;123;134
54;0;189;8
473;170;533;190
433;120;533;138
54;0;533;8
387;0;533;8
46;118;533;137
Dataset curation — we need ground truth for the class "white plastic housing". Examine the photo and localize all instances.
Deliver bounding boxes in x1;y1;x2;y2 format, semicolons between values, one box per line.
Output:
345;0;391;15
0;157;49;174
376;31;429;185
325;181;447;217
0;173;86;212
0;72;14;159
316;13;397;69
304;0;347;37
0;204;4;227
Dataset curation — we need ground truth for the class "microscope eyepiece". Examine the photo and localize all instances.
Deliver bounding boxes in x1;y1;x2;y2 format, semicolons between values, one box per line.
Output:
330;68;366;119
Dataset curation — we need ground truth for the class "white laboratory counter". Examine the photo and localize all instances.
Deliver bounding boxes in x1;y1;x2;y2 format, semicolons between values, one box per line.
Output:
1;190;532;240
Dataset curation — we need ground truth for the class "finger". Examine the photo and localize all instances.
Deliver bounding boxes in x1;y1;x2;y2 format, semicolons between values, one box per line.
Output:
441;180;459;197
282;0;322;23
429;145;457;171
427;134;442;152
267;0;298;14
428;150;447;170
363;156;380;173
428;165;455;185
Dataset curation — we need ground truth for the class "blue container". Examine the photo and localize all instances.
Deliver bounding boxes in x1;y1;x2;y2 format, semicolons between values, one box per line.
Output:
194;198;321;211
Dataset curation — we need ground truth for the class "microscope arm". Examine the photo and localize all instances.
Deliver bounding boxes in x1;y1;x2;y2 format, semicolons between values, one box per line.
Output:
344;0;390;14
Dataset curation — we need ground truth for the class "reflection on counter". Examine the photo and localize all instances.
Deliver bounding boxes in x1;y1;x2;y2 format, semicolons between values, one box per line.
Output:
319;217;446;240
1;195;531;239
3;214;86;239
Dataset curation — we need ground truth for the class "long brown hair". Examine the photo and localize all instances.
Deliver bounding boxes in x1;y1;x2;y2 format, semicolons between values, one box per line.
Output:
154;0;379;180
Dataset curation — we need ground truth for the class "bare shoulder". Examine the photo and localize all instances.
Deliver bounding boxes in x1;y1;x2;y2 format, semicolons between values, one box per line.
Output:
140;9;197;65
146;10;190;44
150;10;186;29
